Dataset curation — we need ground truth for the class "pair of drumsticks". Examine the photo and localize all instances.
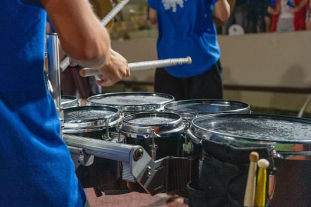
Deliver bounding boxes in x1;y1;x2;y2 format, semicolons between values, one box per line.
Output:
244;152;270;207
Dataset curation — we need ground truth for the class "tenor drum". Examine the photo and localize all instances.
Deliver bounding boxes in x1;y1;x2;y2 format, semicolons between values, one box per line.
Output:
87;92;175;115
63;106;123;189
120;112;185;160
187;113;311;207
164;99;250;122
120;112;189;194
61;95;79;108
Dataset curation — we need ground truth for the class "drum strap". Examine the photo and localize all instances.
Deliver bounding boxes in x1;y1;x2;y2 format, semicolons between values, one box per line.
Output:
187;140;275;207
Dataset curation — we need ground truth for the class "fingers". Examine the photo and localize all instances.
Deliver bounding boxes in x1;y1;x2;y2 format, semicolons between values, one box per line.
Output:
69;61;78;67
94;49;130;86
96;79;113;87
96;73;120;87
125;64;130;77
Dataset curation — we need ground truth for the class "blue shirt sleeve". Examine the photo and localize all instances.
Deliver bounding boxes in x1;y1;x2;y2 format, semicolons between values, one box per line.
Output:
148;0;157;10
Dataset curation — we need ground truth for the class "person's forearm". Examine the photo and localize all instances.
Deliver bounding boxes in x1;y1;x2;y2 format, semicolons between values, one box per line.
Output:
214;0;230;22
41;0;111;69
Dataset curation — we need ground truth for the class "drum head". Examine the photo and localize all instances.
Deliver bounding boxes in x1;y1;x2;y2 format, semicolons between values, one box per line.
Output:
164;99;250;120
87;92;174;113
120;112;184;138
61;95;79;108
189;113;311;156
63;106;121;133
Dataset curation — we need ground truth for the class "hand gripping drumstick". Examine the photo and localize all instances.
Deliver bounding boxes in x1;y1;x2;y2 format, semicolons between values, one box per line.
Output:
59;0;130;72
244;152;259;207
254;159;270;207
79;56;192;77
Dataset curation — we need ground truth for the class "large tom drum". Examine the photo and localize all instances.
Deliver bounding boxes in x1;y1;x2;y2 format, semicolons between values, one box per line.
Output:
187;113;311;207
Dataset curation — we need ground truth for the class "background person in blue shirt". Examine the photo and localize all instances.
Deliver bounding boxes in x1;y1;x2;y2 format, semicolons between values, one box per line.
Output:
0;0;129;206
148;0;230;100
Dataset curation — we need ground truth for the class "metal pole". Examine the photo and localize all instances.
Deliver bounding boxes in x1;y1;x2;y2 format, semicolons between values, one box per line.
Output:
46;33;63;134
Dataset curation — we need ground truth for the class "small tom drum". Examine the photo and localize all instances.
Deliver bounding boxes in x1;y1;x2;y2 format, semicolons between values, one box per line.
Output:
63;106;122;189
87;92;175;115
61;95;79;108
164;99;250;122
120;112;185;160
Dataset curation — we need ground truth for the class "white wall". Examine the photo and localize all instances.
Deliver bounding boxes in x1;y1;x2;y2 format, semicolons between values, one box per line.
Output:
111;31;311;112
220;31;311;88
112;31;311;88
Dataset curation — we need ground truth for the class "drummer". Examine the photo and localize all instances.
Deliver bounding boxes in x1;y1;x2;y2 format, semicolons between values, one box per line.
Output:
0;0;129;207
148;0;230;100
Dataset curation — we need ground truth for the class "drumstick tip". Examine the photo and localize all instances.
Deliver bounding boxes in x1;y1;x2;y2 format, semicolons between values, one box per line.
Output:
79;69;86;77
249;152;259;162
258;159;269;169
187;56;192;64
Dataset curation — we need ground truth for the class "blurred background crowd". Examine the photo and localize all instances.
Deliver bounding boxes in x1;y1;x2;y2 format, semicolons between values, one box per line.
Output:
106;0;311;40
221;0;311;35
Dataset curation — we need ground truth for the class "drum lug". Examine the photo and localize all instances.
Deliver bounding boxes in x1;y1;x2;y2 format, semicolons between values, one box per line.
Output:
117;123;123;142
184;119;190;129
270;146;280;158
182;135;192;156
103;119;111;140
149;129;159;160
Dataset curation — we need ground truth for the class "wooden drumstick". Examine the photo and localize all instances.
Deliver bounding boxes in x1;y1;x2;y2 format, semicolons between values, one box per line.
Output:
79;57;192;77
254;159;270;207
244;152;259;207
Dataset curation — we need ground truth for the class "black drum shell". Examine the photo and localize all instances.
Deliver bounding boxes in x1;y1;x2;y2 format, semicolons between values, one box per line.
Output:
71;130;120;188
63;106;123;189
125;134;185;160
187;113;311;207
120;112;186;194
120;112;186;160
270;158;311;207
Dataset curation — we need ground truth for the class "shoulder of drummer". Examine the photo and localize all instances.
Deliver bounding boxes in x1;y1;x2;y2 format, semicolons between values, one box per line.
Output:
40;0;111;69
213;0;231;22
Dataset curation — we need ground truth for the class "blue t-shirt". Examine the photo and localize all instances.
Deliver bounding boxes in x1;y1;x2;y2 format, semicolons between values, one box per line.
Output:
0;1;86;206
148;0;220;78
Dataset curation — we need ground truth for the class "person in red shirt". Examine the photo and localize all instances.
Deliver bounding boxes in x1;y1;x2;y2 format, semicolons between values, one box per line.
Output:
293;0;309;30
